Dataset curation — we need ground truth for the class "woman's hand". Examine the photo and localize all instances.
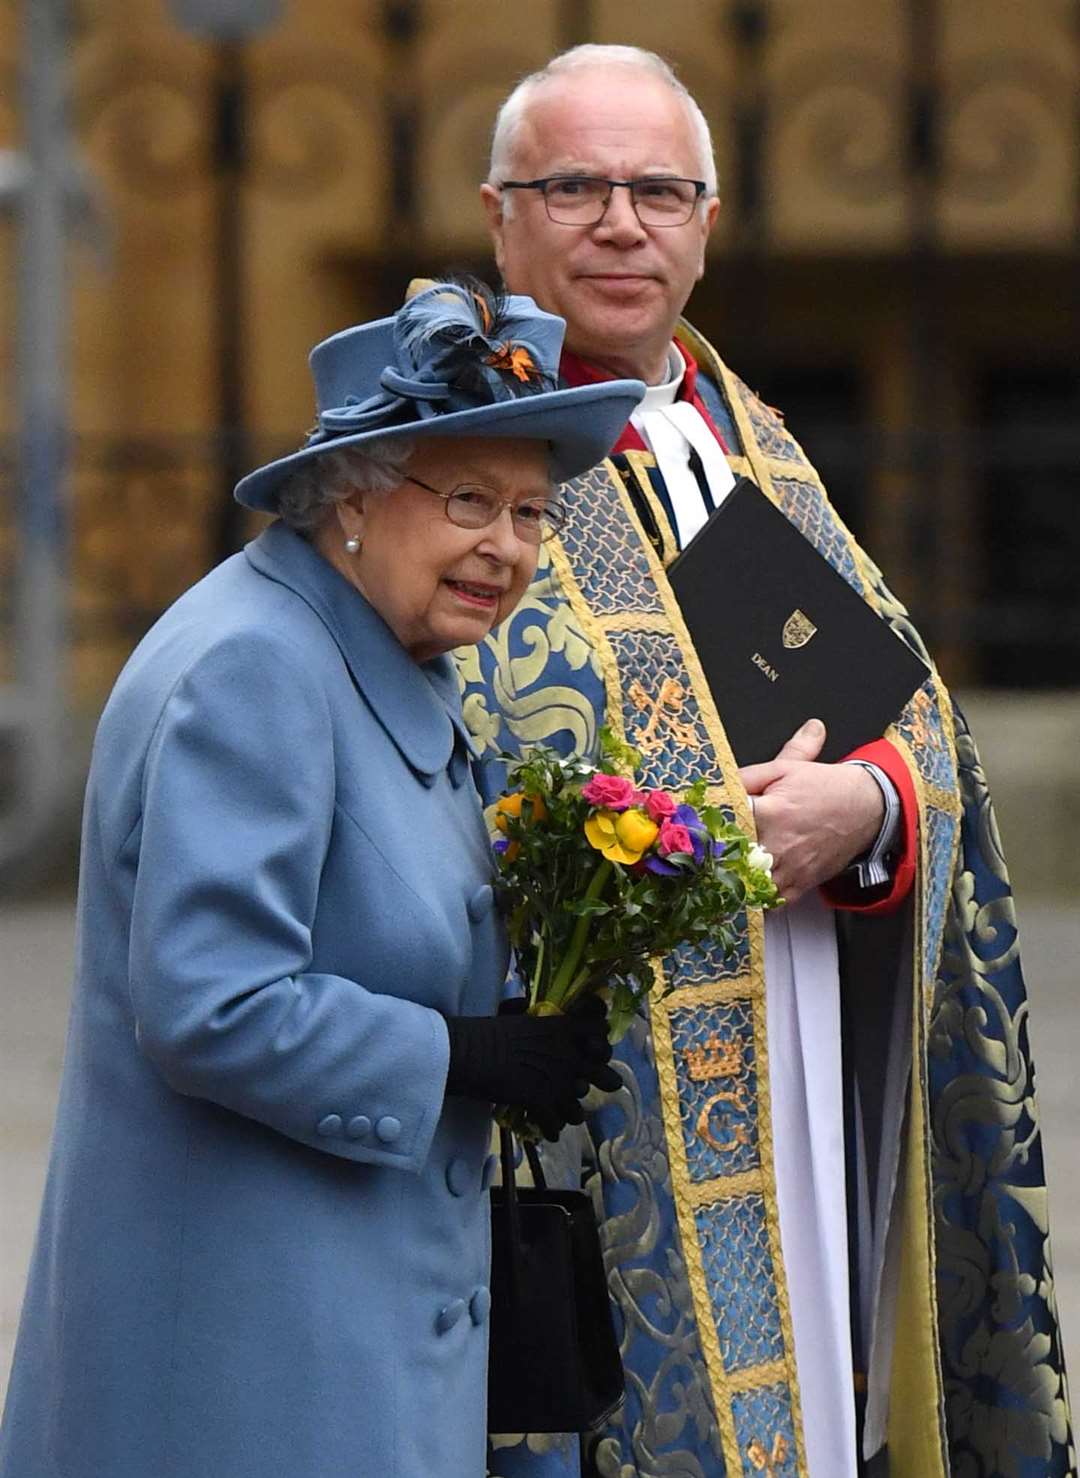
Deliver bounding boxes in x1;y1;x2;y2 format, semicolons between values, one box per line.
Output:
445;996;620;1141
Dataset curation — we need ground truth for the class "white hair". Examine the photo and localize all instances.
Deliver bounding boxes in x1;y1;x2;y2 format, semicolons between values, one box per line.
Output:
276;437;417;534
488;44;718;207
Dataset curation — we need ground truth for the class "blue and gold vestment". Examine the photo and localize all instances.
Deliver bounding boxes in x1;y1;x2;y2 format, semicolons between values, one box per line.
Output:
462;323;1074;1478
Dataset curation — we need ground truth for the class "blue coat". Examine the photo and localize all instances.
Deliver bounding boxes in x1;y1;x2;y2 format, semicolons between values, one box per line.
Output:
0;522;507;1478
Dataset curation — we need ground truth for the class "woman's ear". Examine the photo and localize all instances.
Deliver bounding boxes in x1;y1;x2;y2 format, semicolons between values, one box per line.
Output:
333;490;367;550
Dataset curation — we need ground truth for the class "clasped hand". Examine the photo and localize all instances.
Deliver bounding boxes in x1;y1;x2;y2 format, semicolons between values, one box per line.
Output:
738;719;885;904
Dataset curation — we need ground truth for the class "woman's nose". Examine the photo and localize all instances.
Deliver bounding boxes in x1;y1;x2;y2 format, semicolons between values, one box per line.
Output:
480;505;523;562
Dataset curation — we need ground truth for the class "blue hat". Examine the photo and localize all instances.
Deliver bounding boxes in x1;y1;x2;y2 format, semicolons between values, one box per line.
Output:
234;280;645;512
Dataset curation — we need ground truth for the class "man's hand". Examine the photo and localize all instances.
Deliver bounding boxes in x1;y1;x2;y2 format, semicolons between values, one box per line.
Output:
738;719;886;904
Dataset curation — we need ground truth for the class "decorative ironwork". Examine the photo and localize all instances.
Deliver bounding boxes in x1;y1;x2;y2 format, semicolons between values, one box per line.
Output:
75;48;382;200
945;53;1075;204
771;51;906;207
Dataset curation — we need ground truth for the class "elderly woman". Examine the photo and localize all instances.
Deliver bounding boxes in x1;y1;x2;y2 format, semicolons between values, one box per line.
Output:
0;282;642;1478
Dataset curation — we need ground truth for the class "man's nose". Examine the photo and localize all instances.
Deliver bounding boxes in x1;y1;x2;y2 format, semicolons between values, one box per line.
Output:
593;186;647;245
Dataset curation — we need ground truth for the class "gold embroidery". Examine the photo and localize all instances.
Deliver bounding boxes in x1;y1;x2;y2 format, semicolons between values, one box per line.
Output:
667;976;763;1007
906;684;948;758
686;1035;750;1153
588;408;797;1472
685;1170;765;1208
697;1095;751;1155
685;1033;743;1080
628;676;701;753
747;1432;790;1475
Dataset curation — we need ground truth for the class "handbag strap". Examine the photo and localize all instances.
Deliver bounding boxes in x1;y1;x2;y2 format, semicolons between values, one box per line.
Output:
497;1127;526;1299
498;1127;521;1227
523;1136;547;1190
498;1127;548;1193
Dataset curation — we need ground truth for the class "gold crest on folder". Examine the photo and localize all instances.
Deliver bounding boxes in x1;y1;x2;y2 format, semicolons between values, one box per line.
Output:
782;609;817;649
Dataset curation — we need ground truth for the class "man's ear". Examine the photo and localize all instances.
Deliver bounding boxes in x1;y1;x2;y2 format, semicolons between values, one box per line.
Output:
480;183;507;279
696;195;721;279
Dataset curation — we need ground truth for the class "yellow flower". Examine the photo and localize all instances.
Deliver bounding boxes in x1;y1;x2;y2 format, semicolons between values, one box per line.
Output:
584;807;658;864
494;790;548;862
495;791;548;830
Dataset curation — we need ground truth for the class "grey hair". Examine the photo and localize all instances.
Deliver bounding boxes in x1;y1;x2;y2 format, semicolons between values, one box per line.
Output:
489;44;717;207
275;437;417;534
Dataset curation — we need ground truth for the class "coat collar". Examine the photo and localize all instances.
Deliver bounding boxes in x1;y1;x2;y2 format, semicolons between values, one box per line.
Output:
245;520;477;779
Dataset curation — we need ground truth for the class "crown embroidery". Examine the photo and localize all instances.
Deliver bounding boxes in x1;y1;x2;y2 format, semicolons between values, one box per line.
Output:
684;1033;743;1081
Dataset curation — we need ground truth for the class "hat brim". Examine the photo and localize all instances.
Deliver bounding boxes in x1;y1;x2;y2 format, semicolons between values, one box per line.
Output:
234;378;645;512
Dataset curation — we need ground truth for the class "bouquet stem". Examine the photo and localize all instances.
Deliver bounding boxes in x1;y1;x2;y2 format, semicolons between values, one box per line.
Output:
545;858;613;1012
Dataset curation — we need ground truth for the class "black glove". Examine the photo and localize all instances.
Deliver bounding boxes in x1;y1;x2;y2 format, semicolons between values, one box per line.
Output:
445;995;621;1141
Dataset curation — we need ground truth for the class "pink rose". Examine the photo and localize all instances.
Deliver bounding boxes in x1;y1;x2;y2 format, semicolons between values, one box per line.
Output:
657;819;694;857
644;790;678;822
581;774;642;812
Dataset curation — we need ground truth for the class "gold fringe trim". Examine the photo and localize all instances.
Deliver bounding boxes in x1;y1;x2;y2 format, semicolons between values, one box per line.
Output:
685;1169;766;1208
924;780;960;814
727;1359;792;1396
656;976;762;1009
599;611;678;635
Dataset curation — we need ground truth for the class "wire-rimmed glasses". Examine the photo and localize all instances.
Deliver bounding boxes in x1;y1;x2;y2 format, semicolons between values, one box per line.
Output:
406;474;566;544
500;175;708;227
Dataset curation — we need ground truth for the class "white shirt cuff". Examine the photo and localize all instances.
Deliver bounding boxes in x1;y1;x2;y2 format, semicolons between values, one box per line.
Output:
842;760;901;888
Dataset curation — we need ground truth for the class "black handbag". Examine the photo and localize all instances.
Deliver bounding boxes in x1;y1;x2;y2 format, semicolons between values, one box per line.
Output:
487;1127;624;1434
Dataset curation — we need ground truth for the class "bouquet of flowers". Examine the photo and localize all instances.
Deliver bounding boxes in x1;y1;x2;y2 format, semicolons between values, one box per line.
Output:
492;730;779;1136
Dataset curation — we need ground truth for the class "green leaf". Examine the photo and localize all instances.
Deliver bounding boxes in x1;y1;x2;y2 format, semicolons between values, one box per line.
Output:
598;726;642;777
562;897;613;917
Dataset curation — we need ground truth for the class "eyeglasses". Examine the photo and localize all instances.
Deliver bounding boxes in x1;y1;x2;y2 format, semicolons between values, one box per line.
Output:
406;474;566;544
500;175;708;227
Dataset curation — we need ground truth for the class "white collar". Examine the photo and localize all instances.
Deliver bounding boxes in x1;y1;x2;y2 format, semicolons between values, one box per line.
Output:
635;344;685;417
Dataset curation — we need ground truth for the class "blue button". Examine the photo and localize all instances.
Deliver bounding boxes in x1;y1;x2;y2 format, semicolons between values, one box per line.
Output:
345;1115;371;1140
375;1115;402;1144
445;1156;474;1197
469;1286;491;1326
467;884;494;922
480;1153;499;1192
435;1298;466;1335
316;1114;343;1138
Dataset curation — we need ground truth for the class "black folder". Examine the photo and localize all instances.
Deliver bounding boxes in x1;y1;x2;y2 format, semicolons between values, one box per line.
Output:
665;477;929;766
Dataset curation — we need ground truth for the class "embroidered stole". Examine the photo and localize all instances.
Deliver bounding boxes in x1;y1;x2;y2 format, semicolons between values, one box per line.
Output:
464;327;967;1476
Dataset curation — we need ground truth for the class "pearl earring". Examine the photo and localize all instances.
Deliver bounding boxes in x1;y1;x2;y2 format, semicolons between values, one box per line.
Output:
344;535;361;554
